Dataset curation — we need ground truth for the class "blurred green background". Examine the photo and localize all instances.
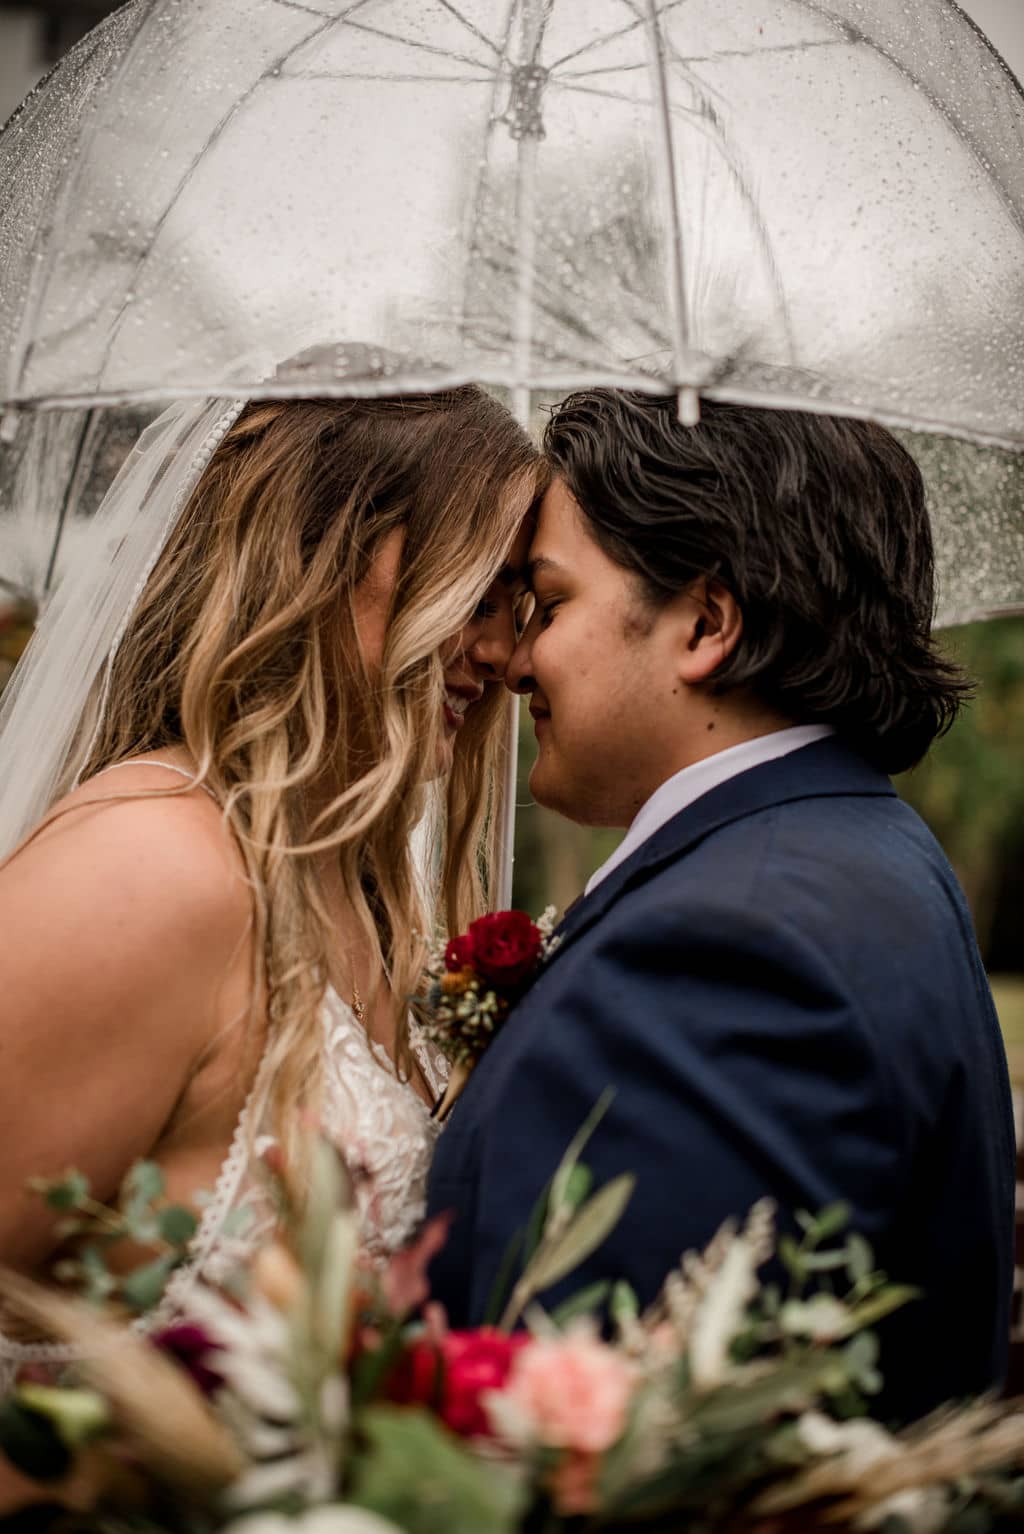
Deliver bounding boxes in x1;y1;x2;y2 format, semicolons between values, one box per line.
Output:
511;616;1024;1081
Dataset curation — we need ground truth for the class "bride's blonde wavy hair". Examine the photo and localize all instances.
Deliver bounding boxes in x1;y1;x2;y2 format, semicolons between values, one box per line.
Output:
77;388;544;1157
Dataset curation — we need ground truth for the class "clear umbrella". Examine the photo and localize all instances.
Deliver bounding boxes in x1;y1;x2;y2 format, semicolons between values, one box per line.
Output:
0;0;1022;690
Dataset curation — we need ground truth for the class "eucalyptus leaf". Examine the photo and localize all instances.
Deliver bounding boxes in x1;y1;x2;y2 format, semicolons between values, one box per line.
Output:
688;1350;841;1436
483;1229;525;1327
546;1087;615;1232
610;1280;639;1328
119;1252;178;1313
550;1280;611;1328
122;1160;165;1209
849;1285;920;1331
809;1202;851;1241
846;1232;874;1284
778;1234;805;1280
157;1205;199;1248
525;1173;636;1293
36;1171;91;1211
520;1175;552;1268
562;1163;593;1210
799;1250;853;1273
350;1406;525;1534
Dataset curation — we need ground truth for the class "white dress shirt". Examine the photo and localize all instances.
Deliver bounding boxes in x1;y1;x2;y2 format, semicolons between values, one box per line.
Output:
585;724;835;895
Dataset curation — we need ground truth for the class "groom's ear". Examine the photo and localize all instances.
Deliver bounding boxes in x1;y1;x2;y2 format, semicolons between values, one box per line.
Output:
674;577;743;685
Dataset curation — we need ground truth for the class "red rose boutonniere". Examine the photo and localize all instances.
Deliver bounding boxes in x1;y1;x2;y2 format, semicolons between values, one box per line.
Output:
420;906;559;1121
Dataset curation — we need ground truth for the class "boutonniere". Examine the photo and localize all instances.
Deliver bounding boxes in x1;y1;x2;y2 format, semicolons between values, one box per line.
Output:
421;906;560;1123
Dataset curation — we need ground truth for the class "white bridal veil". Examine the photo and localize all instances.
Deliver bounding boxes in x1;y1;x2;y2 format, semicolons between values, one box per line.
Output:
0;397;246;860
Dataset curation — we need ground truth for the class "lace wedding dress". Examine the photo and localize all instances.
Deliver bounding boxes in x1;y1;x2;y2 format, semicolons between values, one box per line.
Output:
0;766;449;1395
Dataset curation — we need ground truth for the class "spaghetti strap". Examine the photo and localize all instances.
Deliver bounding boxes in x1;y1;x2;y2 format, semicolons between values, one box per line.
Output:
91;758;219;802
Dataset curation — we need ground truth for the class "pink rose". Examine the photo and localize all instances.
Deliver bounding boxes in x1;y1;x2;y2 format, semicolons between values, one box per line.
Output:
501;1333;635;1454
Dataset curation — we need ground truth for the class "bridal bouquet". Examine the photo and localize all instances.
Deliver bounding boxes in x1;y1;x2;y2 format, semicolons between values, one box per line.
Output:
4;1108;1024;1534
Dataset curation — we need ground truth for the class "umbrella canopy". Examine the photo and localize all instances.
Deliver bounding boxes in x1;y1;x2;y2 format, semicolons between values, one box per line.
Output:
0;0;1022;623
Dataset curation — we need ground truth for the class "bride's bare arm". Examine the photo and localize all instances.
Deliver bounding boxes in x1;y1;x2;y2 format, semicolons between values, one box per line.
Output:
0;783;253;1272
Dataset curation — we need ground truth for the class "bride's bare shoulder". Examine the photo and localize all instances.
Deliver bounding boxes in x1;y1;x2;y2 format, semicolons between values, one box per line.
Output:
0;759;253;1050
0;761;257;1270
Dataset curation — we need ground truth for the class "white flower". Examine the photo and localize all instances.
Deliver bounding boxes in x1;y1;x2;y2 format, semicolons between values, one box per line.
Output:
183;1287;300;1423
856;1487;948;1534
779;1293;853;1342
221;1508;404;1534
688;1235;760;1389
796;1411;899;1476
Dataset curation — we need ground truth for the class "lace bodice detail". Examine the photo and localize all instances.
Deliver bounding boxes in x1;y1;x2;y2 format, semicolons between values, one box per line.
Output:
0;989;448;1392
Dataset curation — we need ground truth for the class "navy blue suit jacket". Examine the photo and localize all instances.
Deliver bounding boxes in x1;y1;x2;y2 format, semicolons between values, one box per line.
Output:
426;740;1015;1422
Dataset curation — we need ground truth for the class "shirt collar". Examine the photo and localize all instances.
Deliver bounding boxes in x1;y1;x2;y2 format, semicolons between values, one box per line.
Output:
585;724;835;896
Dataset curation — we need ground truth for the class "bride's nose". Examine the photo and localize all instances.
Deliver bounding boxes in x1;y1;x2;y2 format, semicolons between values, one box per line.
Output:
466;602;517;681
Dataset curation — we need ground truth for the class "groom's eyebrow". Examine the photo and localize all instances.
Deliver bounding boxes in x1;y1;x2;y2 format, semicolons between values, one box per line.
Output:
527;555;564;586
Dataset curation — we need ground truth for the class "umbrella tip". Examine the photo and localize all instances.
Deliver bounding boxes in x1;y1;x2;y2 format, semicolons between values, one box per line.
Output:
676;388;701;428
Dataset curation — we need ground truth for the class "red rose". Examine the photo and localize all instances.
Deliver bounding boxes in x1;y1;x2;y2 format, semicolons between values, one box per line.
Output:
384;1328;528;1439
444;931;477;972
384;1337;445;1410
440;1328;530;1438
468;910;543;989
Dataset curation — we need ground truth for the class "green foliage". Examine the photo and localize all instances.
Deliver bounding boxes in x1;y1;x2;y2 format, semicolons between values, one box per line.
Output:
498;1089;635;1328
897;617;1024;961
0;1399;71;1482
349;1407;526;1534
29;1160;202;1316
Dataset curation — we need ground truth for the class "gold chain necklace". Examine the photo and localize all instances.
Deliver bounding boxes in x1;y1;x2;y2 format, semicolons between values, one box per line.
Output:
350;982;367;1027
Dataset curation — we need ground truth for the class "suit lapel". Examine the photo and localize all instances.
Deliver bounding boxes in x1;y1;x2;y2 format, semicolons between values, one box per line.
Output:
545;739;895;967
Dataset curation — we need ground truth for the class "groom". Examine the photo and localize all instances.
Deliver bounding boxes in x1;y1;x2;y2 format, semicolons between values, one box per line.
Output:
425;390;1015;1420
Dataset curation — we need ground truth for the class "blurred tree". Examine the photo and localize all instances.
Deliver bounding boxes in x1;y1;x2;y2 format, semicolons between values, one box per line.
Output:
511;703;622;916
897;616;1024;963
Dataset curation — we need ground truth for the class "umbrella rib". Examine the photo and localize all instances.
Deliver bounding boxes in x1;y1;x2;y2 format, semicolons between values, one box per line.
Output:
91;9;343;387
547;0;690;71
434;1;502;57
288;69;496;82
558;37;844;77
340;18;493;72
458;0;518;346
616;0;796;363
270;0;338;16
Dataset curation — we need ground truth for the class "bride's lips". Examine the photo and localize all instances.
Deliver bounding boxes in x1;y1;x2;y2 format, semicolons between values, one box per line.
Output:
444;683;484;732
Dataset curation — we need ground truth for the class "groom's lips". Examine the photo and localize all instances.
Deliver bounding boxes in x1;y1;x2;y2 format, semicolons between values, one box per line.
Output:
529;702;551;733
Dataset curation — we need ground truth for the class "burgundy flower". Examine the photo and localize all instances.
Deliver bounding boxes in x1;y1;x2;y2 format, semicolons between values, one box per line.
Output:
153;1322;225;1396
444;931;477;972
467;911;543;989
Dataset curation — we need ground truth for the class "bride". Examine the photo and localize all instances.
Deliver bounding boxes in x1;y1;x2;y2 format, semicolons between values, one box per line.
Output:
0;386;543;1390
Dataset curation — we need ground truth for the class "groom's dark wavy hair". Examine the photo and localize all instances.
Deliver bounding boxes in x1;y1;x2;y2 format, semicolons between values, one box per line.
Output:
543;390;970;775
